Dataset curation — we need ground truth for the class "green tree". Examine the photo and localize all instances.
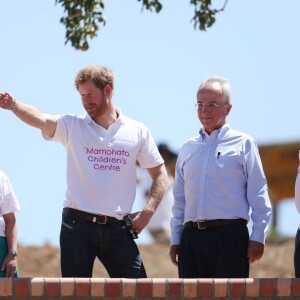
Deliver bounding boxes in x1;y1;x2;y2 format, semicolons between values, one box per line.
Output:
55;0;229;51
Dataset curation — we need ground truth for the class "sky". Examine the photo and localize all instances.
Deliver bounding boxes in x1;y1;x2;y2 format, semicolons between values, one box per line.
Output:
0;0;299;246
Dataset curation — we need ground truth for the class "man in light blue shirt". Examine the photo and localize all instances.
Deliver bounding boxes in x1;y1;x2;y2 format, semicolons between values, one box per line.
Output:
169;76;272;278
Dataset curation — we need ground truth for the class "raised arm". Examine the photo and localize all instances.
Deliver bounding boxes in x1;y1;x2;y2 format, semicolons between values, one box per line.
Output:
0;92;57;138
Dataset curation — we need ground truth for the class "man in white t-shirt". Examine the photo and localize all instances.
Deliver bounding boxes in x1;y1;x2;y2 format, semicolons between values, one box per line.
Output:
0;65;168;278
0;170;20;277
294;151;300;277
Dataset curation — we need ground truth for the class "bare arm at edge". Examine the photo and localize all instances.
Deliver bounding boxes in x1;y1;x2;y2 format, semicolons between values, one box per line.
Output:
1;213;18;277
0;92;57;137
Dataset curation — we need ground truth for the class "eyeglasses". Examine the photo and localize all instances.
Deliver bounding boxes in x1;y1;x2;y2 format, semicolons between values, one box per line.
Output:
195;102;223;111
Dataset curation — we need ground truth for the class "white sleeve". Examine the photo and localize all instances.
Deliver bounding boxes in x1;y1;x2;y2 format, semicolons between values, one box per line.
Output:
0;171;21;215
295;150;300;213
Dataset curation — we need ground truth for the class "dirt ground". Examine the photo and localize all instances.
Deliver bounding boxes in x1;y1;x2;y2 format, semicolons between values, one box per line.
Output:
17;238;295;278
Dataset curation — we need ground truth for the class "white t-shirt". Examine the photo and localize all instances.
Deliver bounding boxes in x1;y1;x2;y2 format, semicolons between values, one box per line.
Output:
44;110;163;219
0;170;21;237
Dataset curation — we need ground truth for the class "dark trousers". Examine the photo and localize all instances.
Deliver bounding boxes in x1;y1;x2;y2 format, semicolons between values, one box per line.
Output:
294;228;300;277
60;210;147;278
178;222;249;278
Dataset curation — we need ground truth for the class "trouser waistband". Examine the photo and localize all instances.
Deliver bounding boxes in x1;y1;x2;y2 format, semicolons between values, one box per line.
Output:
63;207;123;225
185;218;247;230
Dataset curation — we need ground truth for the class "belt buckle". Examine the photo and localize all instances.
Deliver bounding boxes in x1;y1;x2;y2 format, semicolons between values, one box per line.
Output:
95;215;107;224
197;220;206;230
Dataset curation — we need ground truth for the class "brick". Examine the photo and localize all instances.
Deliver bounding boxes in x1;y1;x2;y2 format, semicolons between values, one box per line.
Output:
261;278;276;297
293;278;300;296
214;279;228;297
198;278;213;297
8;276;300;299
183;279;198;298
230;278;245;297
137;278;152;297
245;278;260;297
152;278;166;297
167;278;182;297
0;278;12;296
60;278;74;296
122;278;136;297
45;278;59;297
31;278;44;296
14;277;30;297
278;278;291;297
75;278;90;296
106;278;121;297
91;278;105;297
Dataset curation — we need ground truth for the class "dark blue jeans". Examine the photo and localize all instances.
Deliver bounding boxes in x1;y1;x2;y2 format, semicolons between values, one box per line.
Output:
178;222;249;278
60;210;147;278
294;228;300;277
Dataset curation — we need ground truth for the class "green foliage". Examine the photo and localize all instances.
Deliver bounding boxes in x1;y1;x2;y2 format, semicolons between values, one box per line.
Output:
137;0;163;13
190;0;228;31
55;0;228;51
55;0;106;51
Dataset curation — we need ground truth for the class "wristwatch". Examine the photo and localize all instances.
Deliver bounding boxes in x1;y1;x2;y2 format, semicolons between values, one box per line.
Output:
8;249;17;256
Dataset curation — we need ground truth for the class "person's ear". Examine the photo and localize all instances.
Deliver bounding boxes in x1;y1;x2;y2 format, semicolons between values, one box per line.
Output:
226;103;232;115
104;85;112;97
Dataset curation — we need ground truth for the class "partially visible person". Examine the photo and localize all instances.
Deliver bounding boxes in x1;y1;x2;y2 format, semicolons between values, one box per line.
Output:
158;143;177;183
0;170;20;277
138;143;176;243
169;76;272;278
294;150;300;277
0;65;168;278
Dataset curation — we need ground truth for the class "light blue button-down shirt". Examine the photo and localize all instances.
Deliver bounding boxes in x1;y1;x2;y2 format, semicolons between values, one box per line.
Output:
170;123;272;245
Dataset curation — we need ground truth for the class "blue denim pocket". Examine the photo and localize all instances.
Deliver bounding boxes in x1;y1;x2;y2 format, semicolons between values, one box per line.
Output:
61;214;82;232
110;223;134;240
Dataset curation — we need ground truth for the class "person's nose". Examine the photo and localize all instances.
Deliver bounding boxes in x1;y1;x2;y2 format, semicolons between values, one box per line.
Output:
82;95;90;103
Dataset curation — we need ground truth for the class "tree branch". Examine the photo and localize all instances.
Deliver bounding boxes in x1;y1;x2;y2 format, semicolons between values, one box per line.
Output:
191;0;229;31
55;0;228;51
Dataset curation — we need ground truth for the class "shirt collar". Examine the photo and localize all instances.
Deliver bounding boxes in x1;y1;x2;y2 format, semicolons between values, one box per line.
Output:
84;106;125;126
199;122;230;141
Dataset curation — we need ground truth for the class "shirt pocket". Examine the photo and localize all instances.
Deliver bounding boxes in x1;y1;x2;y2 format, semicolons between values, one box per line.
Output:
213;150;242;177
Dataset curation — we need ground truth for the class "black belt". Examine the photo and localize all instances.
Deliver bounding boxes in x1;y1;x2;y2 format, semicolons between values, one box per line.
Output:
63;208;123;225
185;218;247;230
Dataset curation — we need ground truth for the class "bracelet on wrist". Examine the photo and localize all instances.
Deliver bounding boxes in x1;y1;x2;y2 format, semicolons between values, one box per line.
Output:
10;99;16;111
8;249;17;256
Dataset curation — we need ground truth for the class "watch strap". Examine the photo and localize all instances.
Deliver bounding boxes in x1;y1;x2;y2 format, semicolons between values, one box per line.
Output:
8;249;17;256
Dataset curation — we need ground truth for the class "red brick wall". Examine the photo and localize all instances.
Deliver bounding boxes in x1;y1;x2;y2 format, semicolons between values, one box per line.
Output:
0;278;299;298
